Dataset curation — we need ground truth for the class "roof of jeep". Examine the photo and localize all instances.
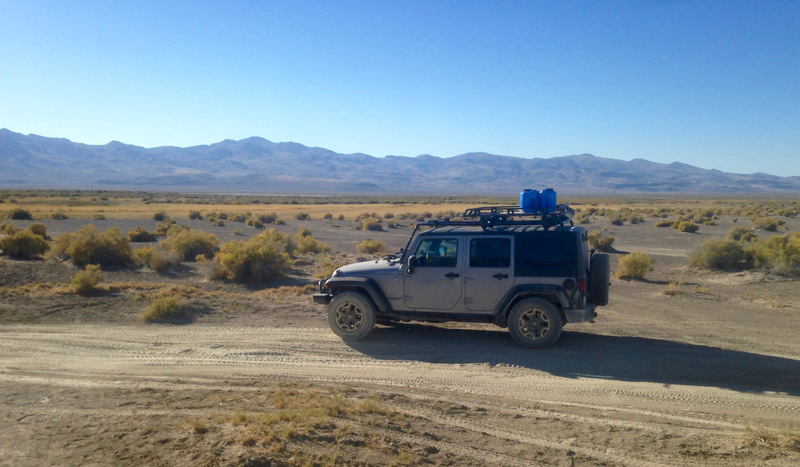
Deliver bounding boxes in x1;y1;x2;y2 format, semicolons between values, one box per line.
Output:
418;225;585;236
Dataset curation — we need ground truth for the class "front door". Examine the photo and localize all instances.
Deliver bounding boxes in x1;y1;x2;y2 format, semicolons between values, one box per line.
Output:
403;237;462;310
464;236;513;311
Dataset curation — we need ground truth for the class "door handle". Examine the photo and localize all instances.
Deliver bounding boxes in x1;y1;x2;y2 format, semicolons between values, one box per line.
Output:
493;273;509;279
445;272;460;279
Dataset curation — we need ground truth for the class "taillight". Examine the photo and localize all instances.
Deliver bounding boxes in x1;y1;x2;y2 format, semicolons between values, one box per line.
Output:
579;279;587;292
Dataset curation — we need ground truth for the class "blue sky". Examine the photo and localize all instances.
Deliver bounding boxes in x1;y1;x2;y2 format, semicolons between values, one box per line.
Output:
1;0;799;176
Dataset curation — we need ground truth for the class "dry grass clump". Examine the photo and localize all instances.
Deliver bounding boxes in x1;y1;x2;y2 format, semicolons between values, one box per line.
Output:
677;220;700;233
662;277;686;296
26;223;49;239
588;229;615;252
356;239;385;255
0;221;21;235
160;228;219;261
142;295;188;322
0;230;50;259
134;246;181;273
726;225;758;242
752;217;785;232
51;224;132;267
615;251;655;280
127;226;157;242
744;426;800;454
71;264;103;295
210;229;294;283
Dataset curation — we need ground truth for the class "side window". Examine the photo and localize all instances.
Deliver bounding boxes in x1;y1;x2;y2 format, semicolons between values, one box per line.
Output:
470;238;511;268
414;238;458;267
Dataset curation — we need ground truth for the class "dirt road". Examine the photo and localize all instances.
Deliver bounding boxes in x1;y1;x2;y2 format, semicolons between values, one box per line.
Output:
2;323;799;466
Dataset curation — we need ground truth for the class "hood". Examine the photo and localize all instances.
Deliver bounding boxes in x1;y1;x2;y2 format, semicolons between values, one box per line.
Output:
335;259;397;276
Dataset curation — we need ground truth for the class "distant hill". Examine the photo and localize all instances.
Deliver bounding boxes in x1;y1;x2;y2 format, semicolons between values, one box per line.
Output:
2;128;799;195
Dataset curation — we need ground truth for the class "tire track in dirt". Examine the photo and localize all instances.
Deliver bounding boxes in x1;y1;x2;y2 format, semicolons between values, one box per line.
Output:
2;323;799;466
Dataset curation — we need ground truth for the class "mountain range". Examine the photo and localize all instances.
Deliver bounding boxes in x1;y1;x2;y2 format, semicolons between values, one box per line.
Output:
2;128;799;195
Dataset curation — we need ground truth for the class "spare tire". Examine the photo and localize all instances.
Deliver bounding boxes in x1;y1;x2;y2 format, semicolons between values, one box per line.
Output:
589;253;610;306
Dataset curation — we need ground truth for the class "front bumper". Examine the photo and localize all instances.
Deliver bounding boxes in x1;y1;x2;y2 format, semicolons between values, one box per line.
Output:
313;293;332;305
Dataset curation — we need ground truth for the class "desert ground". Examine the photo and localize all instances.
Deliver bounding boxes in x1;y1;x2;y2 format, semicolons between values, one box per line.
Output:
1;196;799;466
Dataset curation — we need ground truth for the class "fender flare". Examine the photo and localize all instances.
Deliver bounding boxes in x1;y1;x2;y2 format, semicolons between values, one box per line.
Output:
323;277;393;313
494;284;572;321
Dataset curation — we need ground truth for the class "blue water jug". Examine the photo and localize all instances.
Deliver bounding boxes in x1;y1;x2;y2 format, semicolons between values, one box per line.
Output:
540;188;557;213
520;189;539;213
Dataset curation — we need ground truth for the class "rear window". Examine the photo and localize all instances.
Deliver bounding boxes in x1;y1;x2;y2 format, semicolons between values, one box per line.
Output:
515;234;578;277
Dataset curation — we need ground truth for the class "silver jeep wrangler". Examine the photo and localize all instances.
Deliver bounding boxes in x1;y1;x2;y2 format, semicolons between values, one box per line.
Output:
313;203;610;348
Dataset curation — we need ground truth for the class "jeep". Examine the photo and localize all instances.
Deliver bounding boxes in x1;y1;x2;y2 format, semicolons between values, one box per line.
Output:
313;203;610;348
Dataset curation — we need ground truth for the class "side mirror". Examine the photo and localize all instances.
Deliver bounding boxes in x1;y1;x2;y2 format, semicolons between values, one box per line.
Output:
406;256;416;274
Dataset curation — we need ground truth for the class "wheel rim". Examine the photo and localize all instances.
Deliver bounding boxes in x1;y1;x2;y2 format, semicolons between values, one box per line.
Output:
518;308;550;341
334;301;364;331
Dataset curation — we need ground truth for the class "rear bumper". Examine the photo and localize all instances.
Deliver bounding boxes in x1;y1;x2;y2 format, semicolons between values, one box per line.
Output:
313;293;332;305
563;304;596;323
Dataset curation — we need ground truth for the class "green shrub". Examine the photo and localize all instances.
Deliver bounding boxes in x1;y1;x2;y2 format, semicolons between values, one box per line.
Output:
356;239;385;255
316;255;348;278
615;251;655;280
51;225;132;267
295;212;310;220
229;213;247;223
213;219;225;227
607;216;624;226
323;213;333;220
160;229;219;261
0;230;50;259
689;238;750;271
26;223;48;239
726;226;758;242
7;208;33;220
211;230;294;282
677;221;699;233
588;230;615;252
189;210;203;220
153;210;170;221
752;217;784;232
654;220;674;228
128;226;157;242
71;264;103;295
142;296;188;322
750;233;800;275
93;213;106;220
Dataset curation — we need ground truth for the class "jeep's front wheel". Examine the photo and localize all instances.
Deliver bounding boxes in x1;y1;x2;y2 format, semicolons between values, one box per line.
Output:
507;298;563;348
327;291;377;340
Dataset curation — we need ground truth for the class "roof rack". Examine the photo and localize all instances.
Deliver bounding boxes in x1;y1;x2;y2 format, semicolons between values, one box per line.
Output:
418;204;575;231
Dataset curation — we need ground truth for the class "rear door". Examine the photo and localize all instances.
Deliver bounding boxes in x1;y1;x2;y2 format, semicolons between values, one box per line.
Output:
464;235;513;312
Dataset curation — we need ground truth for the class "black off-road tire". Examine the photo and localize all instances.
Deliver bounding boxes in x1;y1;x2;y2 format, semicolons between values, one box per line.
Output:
326;291;377;340
589;253;611;306
507;298;564;348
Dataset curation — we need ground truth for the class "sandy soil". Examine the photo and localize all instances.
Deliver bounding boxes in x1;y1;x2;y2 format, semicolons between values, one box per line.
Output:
1;214;799;466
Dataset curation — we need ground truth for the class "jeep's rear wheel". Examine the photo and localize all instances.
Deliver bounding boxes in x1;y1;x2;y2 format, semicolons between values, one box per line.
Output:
589;253;611;306
327;291;376;340
508;298;563;348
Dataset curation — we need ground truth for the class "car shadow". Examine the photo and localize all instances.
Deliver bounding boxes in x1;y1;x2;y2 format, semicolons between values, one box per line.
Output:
345;324;800;396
